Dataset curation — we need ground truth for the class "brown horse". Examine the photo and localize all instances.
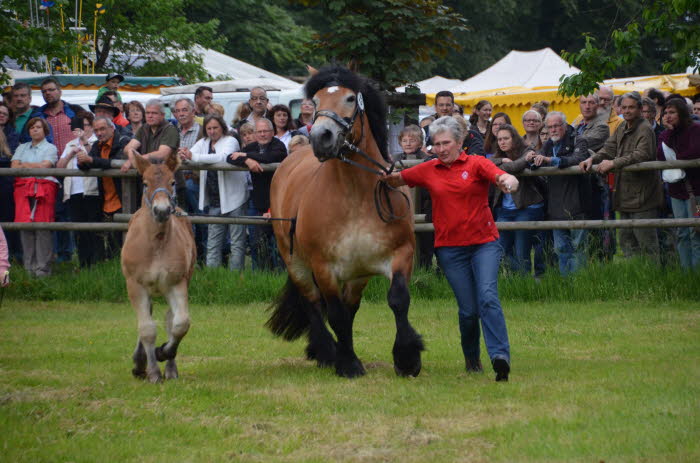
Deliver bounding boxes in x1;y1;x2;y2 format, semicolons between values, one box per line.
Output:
267;66;424;378
121;151;196;383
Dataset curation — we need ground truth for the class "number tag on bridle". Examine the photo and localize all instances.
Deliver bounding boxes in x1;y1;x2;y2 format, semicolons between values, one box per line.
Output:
357;92;365;111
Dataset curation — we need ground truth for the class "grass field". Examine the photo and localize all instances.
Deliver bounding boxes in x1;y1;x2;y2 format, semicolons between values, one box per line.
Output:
1;296;698;462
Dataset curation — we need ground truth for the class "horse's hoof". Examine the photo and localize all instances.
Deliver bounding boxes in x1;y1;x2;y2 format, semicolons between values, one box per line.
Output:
155;344;171;362
336;358;366;378
165;363;179;380
394;358;422;377
147;368;163;384
132;368;147;379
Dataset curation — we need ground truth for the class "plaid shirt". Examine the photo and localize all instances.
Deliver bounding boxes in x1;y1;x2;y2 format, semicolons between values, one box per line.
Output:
43;103;73;154
178;121;201;150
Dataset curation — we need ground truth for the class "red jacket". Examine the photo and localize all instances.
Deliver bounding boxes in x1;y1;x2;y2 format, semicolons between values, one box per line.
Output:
13;177;58;222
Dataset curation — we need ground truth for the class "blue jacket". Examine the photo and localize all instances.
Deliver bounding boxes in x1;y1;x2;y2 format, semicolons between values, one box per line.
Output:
19;100;84;144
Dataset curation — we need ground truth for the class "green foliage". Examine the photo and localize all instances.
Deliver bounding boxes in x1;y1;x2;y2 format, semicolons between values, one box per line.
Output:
1;0;220;83
185;0;319;77
5;256;699;304
559;0;699;97
0;9;83;85
292;0;467;89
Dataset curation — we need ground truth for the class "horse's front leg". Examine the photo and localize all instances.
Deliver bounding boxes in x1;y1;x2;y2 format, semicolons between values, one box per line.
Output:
126;278;161;383
325;293;365;378
388;269;425;377
157;280;191;380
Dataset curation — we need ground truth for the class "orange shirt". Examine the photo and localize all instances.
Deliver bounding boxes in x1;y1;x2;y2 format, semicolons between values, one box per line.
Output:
100;138;122;213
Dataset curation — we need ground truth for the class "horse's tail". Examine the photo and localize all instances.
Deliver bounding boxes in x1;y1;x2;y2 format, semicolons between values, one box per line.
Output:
266;276;312;341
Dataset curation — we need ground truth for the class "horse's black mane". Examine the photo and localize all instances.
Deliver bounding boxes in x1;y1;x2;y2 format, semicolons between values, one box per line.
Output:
305;66;389;162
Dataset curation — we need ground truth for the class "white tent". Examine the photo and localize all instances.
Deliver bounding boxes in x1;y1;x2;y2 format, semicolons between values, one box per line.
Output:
199;47;300;87
449;48;580;94
396;75;462;94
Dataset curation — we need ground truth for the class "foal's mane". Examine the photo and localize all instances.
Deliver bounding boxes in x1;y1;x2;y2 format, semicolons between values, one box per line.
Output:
305;66;389;162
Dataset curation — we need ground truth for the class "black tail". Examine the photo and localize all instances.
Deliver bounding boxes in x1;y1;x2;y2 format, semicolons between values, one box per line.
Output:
266;276;313;341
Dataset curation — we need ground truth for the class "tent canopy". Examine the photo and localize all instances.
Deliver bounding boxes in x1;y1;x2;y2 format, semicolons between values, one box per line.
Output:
15;74;182;89
198;47;301;87
449;48;580;94
396;76;462;94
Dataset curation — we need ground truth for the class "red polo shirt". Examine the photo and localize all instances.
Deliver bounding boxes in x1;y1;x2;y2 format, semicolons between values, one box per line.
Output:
401;153;504;248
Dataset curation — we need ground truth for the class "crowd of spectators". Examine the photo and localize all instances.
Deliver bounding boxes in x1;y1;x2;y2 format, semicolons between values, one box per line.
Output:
0;73;699;279
407;87;700;275
0;75;312;276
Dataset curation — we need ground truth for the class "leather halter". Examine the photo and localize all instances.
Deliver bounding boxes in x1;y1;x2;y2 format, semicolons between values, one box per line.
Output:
312;87;409;223
144;186;178;216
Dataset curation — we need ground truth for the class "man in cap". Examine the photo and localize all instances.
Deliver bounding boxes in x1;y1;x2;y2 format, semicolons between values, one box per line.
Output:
96;72;124;103
90;98;132;138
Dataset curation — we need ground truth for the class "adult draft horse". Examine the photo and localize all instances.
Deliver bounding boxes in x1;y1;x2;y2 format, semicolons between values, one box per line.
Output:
121;151;196;383
267;66;424;378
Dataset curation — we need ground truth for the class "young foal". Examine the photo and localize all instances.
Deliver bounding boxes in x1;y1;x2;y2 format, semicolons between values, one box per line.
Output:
121;152;196;383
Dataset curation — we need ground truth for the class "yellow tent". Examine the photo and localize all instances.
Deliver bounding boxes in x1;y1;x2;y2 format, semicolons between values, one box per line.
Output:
427;73;699;133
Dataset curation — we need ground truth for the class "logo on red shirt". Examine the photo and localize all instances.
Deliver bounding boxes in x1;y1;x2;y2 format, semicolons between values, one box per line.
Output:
461;171;468;180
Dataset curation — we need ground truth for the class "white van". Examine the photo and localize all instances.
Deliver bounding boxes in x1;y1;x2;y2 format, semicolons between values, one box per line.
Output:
159;81;305;124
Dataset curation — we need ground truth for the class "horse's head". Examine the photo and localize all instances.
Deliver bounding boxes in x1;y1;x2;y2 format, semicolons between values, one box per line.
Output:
134;151;180;223
305;66;389;163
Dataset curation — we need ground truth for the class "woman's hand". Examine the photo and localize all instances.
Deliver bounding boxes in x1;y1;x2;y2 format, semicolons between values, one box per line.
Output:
381;171;405;188
245;158;263;173
229;151;246;161
496;173;519;194
525;150;537;162
500;158;512;163
1;270;9;288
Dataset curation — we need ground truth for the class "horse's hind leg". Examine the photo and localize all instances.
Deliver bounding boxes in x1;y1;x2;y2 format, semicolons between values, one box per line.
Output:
388;271;424;377
127;279;161;383
157;280;191;379
305;300;336;367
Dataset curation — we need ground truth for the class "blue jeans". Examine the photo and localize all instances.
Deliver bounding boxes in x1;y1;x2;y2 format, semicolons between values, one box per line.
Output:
553;228;587;276
186;178;207;259
206;204;247;270
671;196;700;270
495;206;544;275
435;241;510;365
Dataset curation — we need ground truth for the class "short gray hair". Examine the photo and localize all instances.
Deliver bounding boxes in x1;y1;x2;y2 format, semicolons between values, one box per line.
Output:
250;87;267;97
93;116;115;129
641;97;656;111
621;91;642;109
145;99;166;114
174;98;195;110
254;118;273;131
544;111;567;125
429;116;463;143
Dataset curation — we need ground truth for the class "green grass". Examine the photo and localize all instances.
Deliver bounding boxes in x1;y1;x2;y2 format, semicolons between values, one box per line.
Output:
4;256;700;304
1;298;698;462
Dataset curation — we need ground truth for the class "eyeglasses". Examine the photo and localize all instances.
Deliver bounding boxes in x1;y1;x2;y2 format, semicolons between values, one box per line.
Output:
255;129;273;133
250;97;268;102
599;97;612;102
545;123;563;129
523;119;540;123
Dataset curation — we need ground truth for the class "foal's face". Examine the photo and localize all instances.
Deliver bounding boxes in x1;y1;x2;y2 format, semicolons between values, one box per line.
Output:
310;87;359;161
143;165;176;223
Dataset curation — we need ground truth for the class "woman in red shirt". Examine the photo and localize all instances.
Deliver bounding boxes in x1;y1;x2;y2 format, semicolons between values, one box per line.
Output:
383;116;519;381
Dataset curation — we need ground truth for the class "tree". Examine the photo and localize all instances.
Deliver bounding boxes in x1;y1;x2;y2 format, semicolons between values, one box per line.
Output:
185;0;319;77
1;3;83;85
291;0;468;89
1;0;221;83
558;0;700;97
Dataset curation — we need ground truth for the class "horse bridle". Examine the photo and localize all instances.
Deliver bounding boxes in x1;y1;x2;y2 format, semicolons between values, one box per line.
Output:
144;186;178;215
313;89;392;177
313;86;409;223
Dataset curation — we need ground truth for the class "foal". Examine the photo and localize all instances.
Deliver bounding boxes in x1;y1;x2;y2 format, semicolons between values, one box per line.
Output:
121;152;196;383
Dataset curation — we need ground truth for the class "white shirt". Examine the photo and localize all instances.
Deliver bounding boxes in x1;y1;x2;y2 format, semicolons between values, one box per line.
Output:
60;135;98;198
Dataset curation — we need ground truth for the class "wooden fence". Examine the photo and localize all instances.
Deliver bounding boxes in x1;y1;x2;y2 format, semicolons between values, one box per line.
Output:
2;158;700;232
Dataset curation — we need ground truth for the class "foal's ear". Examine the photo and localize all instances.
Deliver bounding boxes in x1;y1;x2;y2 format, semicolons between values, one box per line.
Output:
307;64;318;76
165;149;181;173
133;153;151;175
